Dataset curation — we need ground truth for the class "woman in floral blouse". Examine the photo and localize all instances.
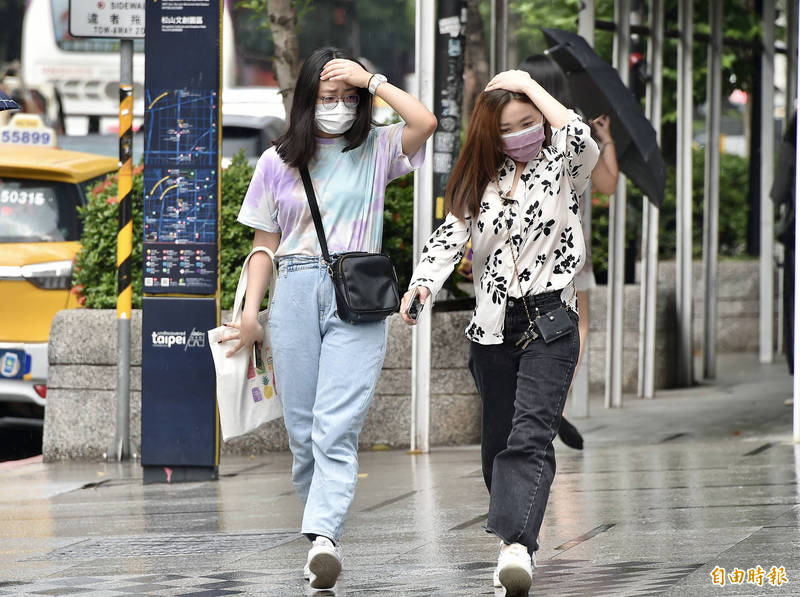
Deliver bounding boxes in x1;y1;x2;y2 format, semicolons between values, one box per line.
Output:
400;69;598;595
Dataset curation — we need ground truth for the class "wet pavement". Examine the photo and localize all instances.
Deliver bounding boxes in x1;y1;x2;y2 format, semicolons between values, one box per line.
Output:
0;353;798;596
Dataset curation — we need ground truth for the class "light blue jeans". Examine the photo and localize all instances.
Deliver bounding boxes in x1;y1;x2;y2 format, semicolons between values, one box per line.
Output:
269;255;387;543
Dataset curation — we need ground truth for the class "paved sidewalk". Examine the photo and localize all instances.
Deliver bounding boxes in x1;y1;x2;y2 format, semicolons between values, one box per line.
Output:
0;354;797;596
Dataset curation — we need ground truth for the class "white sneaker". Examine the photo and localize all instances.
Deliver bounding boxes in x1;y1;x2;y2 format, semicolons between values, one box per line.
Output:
493;541;503;588
306;536;342;589
495;542;532;595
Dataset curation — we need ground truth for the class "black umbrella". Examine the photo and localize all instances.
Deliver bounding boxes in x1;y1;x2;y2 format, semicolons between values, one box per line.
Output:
541;27;666;206
0;89;20;112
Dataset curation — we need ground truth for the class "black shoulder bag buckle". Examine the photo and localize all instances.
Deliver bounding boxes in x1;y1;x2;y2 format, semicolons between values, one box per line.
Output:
299;166;400;323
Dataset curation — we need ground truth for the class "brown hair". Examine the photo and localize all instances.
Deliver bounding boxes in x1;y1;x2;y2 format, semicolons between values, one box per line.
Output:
446;89;551;220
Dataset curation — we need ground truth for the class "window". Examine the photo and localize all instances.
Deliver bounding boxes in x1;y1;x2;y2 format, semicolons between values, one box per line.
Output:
0;178;83;242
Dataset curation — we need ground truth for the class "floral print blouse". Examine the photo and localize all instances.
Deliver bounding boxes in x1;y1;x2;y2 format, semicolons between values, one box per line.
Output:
409;110;599;345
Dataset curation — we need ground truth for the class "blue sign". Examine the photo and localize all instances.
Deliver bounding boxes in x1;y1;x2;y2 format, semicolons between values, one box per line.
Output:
0;350;30;379
143;0;220;295
141;297;217;467
142;0;220;477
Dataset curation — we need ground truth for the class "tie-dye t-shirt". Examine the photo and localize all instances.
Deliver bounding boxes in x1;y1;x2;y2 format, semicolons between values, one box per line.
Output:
237;122;424;257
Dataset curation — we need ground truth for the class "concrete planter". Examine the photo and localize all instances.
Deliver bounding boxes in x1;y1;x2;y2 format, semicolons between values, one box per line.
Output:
43;260;764;460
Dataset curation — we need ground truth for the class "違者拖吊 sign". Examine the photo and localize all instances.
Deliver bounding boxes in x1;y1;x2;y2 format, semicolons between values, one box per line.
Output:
68;0;145;39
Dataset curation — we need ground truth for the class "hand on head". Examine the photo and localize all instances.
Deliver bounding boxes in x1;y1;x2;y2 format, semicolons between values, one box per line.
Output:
485;70;534;95
320;59;371;89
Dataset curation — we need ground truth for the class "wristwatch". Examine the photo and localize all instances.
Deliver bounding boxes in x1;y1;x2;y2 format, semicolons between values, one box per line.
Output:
368;74;387;95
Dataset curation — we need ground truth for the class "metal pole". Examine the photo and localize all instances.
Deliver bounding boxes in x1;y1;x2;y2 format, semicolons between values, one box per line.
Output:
605;0;630;409
785;0;798;367
794;6;800;444
702;0;723;379
112;38;134;461
788;0;798;114
572;0;595;418
638;0;663;400
411;0;435;453
578;0;595;46
490;0;507;76
431;1;467;230
675;0;694;387
760;0;776;364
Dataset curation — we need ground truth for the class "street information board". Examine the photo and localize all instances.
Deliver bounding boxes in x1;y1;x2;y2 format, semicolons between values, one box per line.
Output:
141;0;221;481
69;0;145;38
143;0;220;295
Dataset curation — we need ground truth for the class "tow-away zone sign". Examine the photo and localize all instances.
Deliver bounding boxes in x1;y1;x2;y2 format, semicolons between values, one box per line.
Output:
69;0;145;39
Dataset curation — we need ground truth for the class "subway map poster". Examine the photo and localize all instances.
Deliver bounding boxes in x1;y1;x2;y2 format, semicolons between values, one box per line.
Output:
143;0;220;295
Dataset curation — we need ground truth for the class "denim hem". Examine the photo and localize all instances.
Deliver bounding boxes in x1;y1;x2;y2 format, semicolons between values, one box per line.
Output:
302;528;339;544
483;525;536;555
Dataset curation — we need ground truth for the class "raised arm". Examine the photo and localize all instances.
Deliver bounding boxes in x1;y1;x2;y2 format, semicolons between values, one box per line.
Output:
589;115;619;195
320;59;437;157
485;69;570;129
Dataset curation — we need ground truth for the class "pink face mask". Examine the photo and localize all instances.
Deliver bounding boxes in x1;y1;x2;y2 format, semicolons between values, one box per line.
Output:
501;123;545;162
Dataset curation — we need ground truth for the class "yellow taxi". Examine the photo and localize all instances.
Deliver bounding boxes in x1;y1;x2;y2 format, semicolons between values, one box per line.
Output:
0;114;117;417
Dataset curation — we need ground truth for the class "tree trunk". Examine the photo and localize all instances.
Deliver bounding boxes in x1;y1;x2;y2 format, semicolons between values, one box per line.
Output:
462;0;488;122
267;0;301;117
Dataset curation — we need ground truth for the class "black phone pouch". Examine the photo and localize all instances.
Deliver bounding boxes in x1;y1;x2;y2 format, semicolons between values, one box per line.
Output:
534;306;574;343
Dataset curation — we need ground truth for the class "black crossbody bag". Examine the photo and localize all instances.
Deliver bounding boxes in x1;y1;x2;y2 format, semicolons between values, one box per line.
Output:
299;166;401;323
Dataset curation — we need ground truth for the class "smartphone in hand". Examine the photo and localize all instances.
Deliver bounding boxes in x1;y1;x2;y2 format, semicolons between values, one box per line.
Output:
408;287;425;320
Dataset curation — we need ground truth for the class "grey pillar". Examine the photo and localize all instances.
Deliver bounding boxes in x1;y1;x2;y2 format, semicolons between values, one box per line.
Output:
578;0;595;46
604;0;630;409
675;0;694;387
760;0;776;364
789;0;798;112
571;0;596;419
490;0;508;76
794;5;800;444
111;38;134;462
701;0;723;379
638;0;664;400
411;0;436;453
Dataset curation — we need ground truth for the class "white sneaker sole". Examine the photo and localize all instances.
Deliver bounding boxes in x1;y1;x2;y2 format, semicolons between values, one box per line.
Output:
308;551;341;589
498;563;532;595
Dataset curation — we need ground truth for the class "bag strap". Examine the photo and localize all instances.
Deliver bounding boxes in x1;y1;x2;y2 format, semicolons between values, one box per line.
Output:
299;166;332;264
231;245;277;323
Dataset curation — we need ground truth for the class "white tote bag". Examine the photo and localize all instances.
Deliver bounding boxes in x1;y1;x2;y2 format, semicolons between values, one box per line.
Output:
208;246;282;440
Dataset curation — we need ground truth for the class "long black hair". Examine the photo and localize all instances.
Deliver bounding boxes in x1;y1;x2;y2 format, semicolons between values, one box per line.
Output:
518;54;572;108
274;47;374;169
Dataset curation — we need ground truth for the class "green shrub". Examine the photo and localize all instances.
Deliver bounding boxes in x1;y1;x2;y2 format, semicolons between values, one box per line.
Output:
74;153;416;308
73;166;145;309
590;147;751;283
219;152;260;309
383;173;414;290
658;147;750;260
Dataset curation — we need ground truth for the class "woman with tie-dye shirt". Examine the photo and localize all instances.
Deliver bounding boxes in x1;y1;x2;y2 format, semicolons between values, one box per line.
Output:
219;47;436;590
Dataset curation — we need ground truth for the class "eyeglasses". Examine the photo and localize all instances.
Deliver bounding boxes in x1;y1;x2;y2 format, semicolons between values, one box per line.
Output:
317;95;360;110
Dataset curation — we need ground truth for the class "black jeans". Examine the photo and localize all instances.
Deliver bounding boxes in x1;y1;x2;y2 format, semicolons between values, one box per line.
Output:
468;290;580;553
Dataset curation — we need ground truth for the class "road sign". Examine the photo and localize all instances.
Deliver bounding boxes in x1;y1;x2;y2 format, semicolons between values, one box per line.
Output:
69;0;145;39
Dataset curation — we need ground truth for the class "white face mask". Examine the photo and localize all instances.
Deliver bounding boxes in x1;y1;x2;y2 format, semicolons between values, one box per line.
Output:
315;102;357;135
